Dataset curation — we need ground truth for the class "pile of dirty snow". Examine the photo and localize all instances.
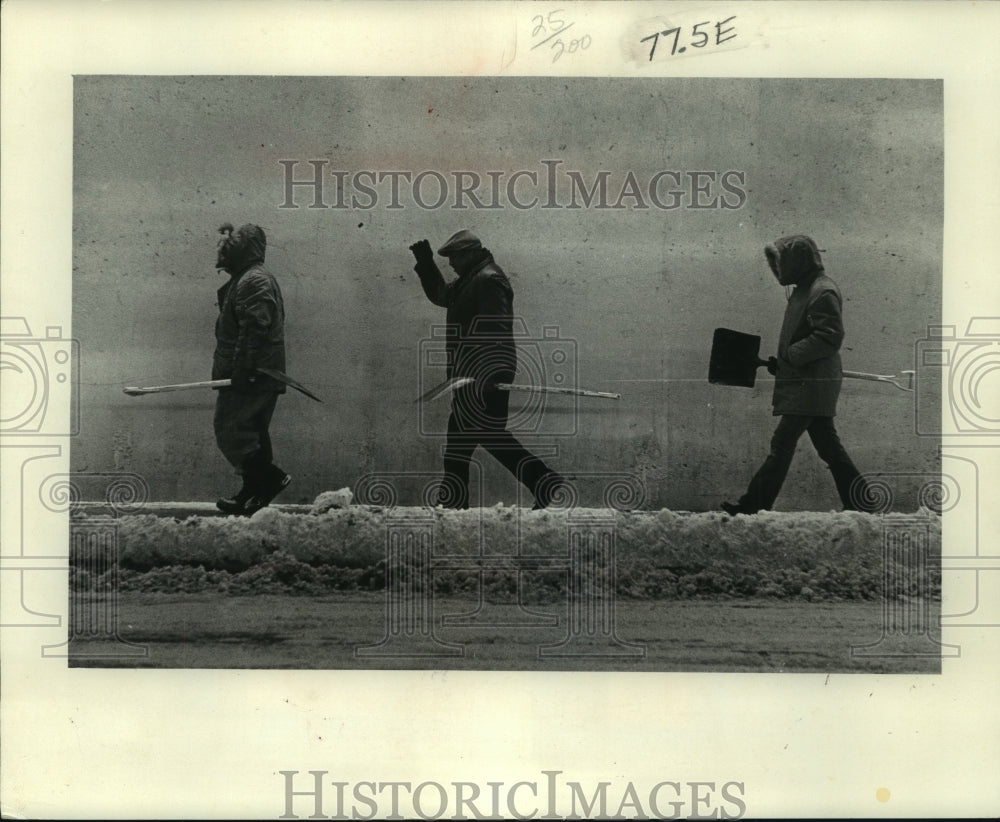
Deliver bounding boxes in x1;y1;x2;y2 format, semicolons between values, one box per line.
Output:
68;493;942;601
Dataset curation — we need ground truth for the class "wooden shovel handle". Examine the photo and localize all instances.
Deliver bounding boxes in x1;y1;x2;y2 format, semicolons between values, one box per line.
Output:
123;379;230;396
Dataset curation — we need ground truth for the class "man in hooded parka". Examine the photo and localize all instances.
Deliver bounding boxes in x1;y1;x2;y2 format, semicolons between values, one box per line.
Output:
722;235;873;515
212;222;291;515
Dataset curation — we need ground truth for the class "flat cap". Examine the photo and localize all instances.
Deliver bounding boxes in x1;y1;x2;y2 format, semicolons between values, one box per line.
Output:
437;229;483;256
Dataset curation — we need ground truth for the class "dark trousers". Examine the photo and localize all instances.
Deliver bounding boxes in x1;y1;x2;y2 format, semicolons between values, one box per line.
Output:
440;387;552;508
737;414;871;513
214;390;279;472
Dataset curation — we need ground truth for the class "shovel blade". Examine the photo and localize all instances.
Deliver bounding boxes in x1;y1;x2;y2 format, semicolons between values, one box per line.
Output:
255;367;323;402
709;328;764;388
415;376;474;403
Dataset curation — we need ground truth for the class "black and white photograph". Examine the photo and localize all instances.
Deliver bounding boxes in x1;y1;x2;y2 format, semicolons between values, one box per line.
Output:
2;1;999;819
65;73;944;673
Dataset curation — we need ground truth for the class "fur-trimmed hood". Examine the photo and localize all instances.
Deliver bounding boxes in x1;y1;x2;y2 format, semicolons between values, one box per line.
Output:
217;223;267;276
765;235;824;287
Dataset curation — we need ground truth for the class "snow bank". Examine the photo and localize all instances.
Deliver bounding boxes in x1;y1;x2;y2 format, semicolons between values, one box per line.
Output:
309;487;353;514
65;499;942;600
113;505;389;570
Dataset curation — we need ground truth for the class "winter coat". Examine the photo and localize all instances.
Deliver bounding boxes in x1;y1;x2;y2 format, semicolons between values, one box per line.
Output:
415;250;517;385
212;225;286;393
767;236;844;417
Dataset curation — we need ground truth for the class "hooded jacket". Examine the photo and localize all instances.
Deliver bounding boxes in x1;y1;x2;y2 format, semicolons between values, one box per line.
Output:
212;224;286;393
767;235;844;417
415;248;517;385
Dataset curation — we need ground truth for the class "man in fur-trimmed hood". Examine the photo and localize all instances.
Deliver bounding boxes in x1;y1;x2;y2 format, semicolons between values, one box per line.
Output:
212;222;290;516
722;235;875;515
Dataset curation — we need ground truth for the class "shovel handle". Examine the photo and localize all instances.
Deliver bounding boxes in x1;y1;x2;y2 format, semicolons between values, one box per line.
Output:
753;357;914;393
747;358;915;393
497;383;621;400
123;379;231;396
124;367;322;402
843;370;915;392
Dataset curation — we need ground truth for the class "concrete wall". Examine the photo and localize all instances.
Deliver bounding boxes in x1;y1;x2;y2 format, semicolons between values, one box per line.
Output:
72;77;942;509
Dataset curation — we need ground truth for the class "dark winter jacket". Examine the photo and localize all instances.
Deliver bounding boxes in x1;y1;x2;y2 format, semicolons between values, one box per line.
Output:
415;249;517;385
767;236;844;417
212;225;286;393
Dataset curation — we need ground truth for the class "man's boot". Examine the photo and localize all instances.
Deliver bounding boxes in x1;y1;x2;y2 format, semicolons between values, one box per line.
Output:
720;501;756;516
242;461;291;516
217;477;252;515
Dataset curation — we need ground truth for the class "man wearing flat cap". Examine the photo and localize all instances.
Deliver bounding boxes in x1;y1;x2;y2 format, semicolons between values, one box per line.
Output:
410;230;564;509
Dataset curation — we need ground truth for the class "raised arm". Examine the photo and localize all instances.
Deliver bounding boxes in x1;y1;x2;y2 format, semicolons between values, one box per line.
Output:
409;239;449;307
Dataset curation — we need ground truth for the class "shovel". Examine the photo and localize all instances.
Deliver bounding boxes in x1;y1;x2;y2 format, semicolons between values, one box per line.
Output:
123;366;323;402
708;328;914;392
416;376;620;403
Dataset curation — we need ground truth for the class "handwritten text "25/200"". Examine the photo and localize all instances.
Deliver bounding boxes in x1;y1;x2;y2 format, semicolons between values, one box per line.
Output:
531;9;591;63
641;16;737;61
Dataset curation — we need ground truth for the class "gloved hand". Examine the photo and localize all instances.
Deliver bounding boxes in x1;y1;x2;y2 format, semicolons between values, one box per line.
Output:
766;356;778;376
230;364;257;393
409;239;433;264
